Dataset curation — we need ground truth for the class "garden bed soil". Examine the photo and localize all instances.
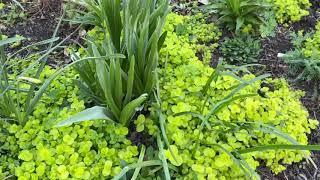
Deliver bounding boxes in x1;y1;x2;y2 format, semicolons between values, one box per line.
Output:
2;0;320;179
1;0;80;66
2;0;64;43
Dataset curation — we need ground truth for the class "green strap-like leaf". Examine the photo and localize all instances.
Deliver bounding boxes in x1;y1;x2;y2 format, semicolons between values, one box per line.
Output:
124;56;135;105
131;145;146;180
238;145;320;154
113;160;167;180
119;93;148;125
0;36;25;47
55;106;116;127
212;144;260;179
236;16;244;32
158;31;167;51
157;134;171;180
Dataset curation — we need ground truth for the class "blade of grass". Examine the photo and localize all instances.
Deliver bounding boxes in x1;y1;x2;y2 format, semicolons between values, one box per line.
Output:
113;160;178;180
204;74;270;122
12;0;25;10
113;160;163;180
7;37;60;60
157;134;171;180
131;145;146;180
154;71;179;164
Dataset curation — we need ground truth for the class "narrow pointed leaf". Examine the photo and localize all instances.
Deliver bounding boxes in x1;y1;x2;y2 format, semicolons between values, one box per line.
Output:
55;106;116;127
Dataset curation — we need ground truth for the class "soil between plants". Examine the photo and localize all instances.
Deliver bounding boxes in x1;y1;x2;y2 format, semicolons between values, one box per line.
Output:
2;0;320;179
1;0;80;67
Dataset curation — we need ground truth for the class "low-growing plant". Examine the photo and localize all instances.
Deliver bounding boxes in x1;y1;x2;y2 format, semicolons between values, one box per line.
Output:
279;27;320;100
268;0;311;24
259;10;277;38
149;13;320;178
279;52;320;100
203;0;271;33
302;22;320;58
0;1;26;26
220;35;262;65
171;0;199;15
282;51;320;85
159;13;221;66
0;66;140;179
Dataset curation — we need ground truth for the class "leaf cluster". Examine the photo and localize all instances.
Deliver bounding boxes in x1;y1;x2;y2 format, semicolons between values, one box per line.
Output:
258;10;277;38
0;1;26;26
152;13;320;179
280;28;320;99
269;0;311;24
0;69;139;179
221;35;262;65
204;0;271;33
60;0;169;127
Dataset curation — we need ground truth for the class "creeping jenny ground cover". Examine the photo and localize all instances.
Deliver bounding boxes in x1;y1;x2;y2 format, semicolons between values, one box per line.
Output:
0;66;138;179
152;13;318;179
0;12;319;179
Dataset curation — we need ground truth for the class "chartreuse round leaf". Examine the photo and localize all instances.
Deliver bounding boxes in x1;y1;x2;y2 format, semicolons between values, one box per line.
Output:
164;145;183;166
18;150;33;162
1;67;139;179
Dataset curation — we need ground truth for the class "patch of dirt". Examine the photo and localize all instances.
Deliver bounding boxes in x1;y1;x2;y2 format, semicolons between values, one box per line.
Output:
3;0;63;43
259;27;293;77
259;157;320;180
2;0;81;66
127;112;155;148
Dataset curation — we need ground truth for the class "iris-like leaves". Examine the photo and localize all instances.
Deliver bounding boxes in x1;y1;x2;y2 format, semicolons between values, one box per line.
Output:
67;0;169;126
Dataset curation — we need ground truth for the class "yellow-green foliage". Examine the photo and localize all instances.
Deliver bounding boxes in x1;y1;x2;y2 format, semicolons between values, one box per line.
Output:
303;22;320;57
269;0;311;23
0;3;4;10
0;66;138;179
162;13;221;65
152;13;318;179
